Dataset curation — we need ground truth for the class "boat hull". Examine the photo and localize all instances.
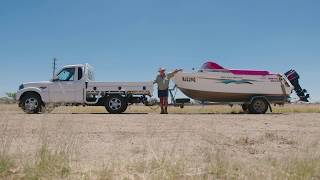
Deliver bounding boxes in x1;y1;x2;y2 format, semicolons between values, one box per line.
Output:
173;71;293;103
179;87;286;102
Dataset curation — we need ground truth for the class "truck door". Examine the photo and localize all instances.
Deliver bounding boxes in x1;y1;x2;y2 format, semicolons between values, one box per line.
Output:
49;67;84;103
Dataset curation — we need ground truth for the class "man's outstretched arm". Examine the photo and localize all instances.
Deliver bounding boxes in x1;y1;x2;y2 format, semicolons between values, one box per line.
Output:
167;69;182;79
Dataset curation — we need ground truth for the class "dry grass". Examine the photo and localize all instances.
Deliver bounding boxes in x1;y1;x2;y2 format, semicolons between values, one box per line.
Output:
92;149;320;180
23;143;71;179
1;103;319;114
47;103;320;114
272;104;320;113
0;117;77;179
0;104;319;179
2;147;317;179
0;120;16;178
0;144;319;179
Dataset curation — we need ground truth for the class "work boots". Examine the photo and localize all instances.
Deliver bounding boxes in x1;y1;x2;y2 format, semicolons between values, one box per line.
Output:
160;107;165;114
160;107;168;114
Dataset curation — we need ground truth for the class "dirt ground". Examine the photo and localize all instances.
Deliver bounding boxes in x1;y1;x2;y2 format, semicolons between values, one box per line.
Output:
1;104;320;178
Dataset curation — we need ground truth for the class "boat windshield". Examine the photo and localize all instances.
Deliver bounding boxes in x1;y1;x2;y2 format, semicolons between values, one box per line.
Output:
199;61;226;72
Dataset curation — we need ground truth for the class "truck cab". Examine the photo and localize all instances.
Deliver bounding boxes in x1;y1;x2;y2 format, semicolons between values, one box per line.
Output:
49;64;94;103
16;63;153;114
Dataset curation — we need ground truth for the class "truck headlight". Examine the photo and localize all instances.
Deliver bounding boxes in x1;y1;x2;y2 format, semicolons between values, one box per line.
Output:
19;84;24;90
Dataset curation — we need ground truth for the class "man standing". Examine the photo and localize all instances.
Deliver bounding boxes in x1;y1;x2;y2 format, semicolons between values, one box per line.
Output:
154;68;182;114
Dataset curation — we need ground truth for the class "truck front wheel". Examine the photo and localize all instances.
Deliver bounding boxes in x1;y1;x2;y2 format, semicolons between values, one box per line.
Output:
105;95;128;114
21;93;42;114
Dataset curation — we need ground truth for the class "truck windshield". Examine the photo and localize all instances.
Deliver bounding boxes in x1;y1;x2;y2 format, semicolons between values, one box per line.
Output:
58;68;75;81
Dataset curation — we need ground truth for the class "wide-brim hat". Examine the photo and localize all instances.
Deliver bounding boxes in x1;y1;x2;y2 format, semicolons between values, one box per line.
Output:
158;67;166;72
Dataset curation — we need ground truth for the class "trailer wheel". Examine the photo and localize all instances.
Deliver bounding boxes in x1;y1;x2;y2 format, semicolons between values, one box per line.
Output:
105;95;128;114
248;98;268;114
21;93;42;114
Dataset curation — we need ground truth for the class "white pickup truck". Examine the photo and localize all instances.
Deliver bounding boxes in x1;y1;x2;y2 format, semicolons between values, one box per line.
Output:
16;64;153;114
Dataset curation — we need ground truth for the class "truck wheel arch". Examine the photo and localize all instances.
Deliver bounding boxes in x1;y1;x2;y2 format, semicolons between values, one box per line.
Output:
20;91;44;106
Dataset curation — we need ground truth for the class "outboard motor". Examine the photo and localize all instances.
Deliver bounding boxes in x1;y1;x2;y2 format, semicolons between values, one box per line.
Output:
285;69;310;102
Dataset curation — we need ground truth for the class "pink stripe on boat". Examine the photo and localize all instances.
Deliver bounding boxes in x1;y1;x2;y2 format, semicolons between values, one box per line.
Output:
202;61;271;76
230;69;270;76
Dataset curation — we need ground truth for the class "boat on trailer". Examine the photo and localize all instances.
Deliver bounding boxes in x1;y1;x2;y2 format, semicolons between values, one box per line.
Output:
171;61;309;114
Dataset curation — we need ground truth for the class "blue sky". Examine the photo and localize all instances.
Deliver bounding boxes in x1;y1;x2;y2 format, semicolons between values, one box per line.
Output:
0;0;319;101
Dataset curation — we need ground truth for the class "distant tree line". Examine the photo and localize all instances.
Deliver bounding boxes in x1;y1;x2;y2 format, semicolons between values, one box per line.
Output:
0;92;16;104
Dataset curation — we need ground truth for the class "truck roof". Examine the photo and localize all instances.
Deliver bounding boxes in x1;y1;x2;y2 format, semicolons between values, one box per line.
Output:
62;64;85;68
62;63;93;69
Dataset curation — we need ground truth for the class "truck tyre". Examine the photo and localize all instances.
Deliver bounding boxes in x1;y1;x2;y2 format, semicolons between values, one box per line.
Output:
105;95;128;114
21;93;42;114
248;98;268;114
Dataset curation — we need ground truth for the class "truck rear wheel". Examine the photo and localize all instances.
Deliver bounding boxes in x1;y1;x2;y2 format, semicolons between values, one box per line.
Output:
21;93;42;114
248;98;268;114
105;95;128;114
